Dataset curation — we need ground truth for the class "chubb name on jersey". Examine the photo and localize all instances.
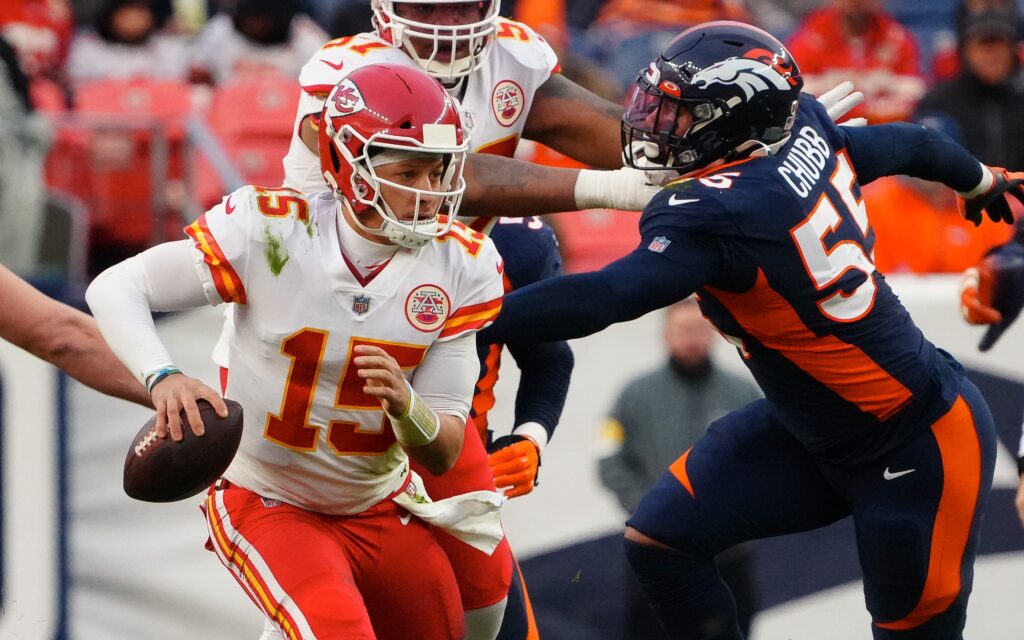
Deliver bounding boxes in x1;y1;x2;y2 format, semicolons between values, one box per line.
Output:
778;126;832;198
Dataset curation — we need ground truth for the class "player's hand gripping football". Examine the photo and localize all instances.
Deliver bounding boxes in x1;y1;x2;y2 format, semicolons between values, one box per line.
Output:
957;166;1024;226
353;344;411;416
487;434;541;498
959;236;1024;351
150;373;229;441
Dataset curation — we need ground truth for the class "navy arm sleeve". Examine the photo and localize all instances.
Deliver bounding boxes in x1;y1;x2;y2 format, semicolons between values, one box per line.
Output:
504;340;573;437
479;230;722;345
487;219;574;437
843;122;984;190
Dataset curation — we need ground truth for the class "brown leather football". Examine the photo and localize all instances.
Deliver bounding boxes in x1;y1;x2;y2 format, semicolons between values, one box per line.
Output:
123;398;244;502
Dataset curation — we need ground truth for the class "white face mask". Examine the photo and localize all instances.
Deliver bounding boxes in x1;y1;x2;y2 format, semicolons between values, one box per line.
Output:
373;0;500;82
347;145;468;249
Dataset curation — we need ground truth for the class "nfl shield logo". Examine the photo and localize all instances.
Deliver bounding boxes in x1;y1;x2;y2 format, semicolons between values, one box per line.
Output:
353;294;371;315
648;236;672;253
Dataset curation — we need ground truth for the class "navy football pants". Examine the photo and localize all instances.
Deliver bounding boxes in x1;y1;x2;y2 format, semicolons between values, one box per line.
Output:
627;379;996;640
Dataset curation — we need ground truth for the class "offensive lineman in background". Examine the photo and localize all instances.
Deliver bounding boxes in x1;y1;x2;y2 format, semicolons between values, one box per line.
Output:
87;64;506;639
235;4;868;638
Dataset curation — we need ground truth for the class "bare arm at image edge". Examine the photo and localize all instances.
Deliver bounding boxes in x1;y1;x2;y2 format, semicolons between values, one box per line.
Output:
0;264;152;407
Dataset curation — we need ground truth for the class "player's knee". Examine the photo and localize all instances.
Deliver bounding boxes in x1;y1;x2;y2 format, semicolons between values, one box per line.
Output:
623;533;709;585
623;535;742;640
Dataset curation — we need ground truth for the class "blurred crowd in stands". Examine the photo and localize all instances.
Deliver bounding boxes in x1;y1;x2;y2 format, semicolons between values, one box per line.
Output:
1;0;1022;283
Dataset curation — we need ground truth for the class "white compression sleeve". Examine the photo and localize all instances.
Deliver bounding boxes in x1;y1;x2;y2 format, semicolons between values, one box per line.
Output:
85;240;211;383
411;333;479;421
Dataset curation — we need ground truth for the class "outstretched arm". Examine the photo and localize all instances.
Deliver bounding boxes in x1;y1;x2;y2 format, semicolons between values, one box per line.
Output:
843;122;986;190
0;265;151;407
479;231;721;345
522;73;625;170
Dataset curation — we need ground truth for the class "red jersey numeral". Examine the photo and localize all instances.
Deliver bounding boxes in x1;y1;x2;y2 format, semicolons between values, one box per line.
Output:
496;22;530;41
255;187;309;222
322;36;390;56
438;222;486;256
264;330;428;456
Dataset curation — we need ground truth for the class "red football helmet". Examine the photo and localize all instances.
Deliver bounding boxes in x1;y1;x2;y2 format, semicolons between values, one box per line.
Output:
319;64;469;248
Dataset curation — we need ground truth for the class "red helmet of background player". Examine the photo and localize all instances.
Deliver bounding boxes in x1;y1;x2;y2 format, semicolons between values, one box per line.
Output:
318;63;469;248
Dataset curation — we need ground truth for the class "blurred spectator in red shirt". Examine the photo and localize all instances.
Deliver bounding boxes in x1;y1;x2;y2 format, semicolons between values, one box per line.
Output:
0;0;73;106
914;5;1024;172
187;0;327;85
864;114;1015;274
787;0;925;123
67;0;188;84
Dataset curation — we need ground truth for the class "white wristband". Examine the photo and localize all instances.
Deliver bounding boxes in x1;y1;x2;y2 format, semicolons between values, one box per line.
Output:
388;381;440;447
957;163;994;199
574;167;659;211
512;422;549;456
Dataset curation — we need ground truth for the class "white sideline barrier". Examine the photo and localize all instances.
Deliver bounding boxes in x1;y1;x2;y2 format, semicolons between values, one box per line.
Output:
0;341;62;639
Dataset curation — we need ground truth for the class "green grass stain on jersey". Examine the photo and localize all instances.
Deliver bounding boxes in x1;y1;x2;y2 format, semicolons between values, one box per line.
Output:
264;226;289;275
303;214;315;239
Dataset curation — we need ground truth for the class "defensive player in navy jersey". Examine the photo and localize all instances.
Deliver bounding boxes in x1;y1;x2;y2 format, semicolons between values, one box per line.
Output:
479;21;1024;640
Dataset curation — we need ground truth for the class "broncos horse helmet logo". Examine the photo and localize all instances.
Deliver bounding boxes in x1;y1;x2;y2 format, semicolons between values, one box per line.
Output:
692;48;798;100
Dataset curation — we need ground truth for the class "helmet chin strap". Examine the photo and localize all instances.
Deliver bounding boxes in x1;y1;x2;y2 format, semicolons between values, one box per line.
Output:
338;184;438;250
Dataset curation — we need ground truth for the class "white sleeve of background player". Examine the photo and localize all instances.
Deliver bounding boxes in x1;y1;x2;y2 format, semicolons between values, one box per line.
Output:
411;333;479;421
298;34;417;116
437;236;505;342
183;186;256;306
85;241;211;383
493;18;560;78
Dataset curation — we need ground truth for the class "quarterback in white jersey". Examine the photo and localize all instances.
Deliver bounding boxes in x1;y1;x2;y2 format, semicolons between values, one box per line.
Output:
87;65;504;639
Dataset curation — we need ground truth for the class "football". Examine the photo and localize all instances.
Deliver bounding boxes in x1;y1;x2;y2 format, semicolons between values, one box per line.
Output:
123;399;244;502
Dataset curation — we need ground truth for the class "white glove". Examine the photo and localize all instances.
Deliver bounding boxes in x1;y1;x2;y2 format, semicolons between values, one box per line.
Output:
817;80;867;127
574;166;664;211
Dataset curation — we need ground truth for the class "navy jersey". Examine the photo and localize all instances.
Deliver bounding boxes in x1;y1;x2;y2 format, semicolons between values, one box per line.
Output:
638;95;963;463
480;93;992;465
471;217;571;440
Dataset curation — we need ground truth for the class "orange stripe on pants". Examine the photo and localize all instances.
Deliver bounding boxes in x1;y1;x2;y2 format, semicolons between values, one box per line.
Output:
205;491;304;640
876;396;982;631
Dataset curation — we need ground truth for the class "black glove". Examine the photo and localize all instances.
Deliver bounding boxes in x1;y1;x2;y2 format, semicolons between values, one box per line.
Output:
958;166;1024;227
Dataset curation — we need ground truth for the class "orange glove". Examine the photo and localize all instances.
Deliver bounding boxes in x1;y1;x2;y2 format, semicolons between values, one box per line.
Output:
960;266;1001;325
959;237;1024;351
487;434;541;499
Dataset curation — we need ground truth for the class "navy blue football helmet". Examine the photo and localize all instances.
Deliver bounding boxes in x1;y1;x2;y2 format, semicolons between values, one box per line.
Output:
622;21;803;175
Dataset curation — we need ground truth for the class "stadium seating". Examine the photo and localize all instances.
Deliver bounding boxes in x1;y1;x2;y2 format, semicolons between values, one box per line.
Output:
45;79;194;267
194;73;300;207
